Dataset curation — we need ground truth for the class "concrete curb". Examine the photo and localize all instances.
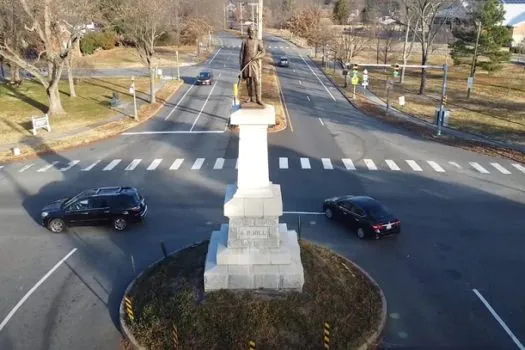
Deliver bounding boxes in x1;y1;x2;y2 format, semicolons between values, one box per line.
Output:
119;241;205;350
119;239;387;349
311;58;525;154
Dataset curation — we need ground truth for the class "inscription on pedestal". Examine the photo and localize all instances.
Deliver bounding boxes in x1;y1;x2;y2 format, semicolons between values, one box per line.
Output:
238;226;270;240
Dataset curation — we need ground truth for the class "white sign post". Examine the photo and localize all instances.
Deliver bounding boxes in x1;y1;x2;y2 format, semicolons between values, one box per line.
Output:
398;96;406;106
362;69;369;89
130;76;138;121
31;114;51;135
467;77;473;89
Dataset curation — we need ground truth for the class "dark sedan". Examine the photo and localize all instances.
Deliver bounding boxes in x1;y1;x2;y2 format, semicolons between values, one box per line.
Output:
322;195;400;239
196;71;214;85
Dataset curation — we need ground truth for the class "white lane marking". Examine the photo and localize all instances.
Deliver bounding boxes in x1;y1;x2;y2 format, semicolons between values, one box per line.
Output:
123;130;224;135
299;55;336;101
511;163;525;173
427;161;445;173
472;289;525;350
490;162;511;175
189;73;221;132
208;48;222;64
470;162;490;174
283;211;324;215
19;164;34;172
164;83;195;120
0;248;77;332
318;118;325;126
406;160;423;171
59;160;80;172
342;158;356;170
103;159;121;171
125;159;142;171
306;95;311;102
147;159;162;171
213;158;225;170
449;161;462;169
279;157;289;169
81;160;100;171
299;80;302;85
170;159;184;170
364;159;377;170
191;158;205;170
385;159;401;171
300;158;311;169
37;161;58;172
321;158;333;170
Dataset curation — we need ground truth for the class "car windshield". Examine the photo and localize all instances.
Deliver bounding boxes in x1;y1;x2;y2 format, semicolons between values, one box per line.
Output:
63;194;82;208
199;72;210;79
365;203;391;220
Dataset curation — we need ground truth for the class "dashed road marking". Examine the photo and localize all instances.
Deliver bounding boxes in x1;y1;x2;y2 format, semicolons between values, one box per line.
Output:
37;161;58;172
81;160;100;171
192;158;205;170
512;163;525;173
470;162;490;174
406;160;422;171
19;164;34;172
342;158;356;170
364;159;377;170
490;162;511;175
103;159;121;171
214;158;225;170
125;159;142;171
279;157;289;169
169;159;184;170
449;161;462;169
427;161;445;173
321;158;333;170
147;159;162;171
300;158;311;169
59;160;79;172
385;159;401;171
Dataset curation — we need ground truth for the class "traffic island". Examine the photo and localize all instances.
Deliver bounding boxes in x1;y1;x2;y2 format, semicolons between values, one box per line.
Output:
119;240;386;349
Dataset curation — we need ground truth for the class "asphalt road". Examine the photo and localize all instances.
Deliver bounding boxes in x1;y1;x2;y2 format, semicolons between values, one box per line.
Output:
0;31;524;350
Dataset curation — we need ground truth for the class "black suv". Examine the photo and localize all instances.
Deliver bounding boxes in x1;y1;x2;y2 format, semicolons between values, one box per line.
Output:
41;187;147;233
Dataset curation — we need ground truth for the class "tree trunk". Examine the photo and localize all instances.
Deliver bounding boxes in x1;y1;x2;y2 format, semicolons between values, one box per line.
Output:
10;64;20;83
376;37;380;64
67;59;76;98
149;67;156;104
47;81;66;116
419;50;427;95
401;20;410;84
0;58;4;79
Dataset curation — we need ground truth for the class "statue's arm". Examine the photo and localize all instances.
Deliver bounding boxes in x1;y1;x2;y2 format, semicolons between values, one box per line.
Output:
254;41;265;60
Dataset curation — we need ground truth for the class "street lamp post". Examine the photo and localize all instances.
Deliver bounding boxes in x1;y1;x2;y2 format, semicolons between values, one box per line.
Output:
467;20;482;99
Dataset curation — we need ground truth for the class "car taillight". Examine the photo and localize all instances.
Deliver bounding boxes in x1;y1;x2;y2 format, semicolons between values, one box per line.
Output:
372;224;382;232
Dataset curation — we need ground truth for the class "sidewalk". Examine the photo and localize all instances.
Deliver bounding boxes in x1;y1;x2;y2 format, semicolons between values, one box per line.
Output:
313;57;525;154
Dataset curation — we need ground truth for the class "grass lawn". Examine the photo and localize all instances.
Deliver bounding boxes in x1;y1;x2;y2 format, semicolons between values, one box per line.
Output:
125;240;383;349
0;78;150;145
75;45;207;69
235;54;287;132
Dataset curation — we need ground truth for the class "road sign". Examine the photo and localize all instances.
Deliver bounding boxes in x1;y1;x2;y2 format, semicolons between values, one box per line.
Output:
398;96;405;106
362;81;368;88
31;114;51;135
351;76;359;85
467;77;473;88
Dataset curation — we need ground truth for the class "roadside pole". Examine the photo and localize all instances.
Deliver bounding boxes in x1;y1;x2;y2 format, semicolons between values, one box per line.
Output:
176;50;180;80
437;63;448;136
130;76;138;121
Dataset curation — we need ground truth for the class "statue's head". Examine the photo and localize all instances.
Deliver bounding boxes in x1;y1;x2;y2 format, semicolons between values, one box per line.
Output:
248;24;255;39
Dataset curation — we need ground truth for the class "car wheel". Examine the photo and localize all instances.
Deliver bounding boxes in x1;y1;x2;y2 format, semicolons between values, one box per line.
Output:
325;208;333;219
113;217;128;231
48;218;66;233
356;227;366;239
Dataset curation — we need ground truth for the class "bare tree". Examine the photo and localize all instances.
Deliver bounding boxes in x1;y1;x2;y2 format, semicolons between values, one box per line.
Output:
393;1;420;83
338;27;370;64
406;0;450;94
0;0;96;116
120;0;173;104
379;23;398;64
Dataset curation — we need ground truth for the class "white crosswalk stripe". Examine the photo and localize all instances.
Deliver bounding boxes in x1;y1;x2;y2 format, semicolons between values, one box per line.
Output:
279;157;288;169
37;161;58;172
449;161;462;170
512;163;525;173
342;158;356;170
19;164;34;172
385;159;400;171
147;159;162;171
125;159;142;171
490;162;511;175
427;161;445;173
192;158;205;170
214;158;225;170
364;159;377;170
59;160;79;172
170;159;184;170
81;160;100;171
103;159;121;171
321;158;333;170
300;158;311;169
406;160;422;171
470;162;490;174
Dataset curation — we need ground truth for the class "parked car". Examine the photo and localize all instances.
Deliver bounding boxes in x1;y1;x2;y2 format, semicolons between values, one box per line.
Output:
41;186;147;233
279;56;289;67
196;70;214;85
322;195;400;239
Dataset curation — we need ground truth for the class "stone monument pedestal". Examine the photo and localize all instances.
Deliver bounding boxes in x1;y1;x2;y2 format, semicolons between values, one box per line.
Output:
204;105;304;291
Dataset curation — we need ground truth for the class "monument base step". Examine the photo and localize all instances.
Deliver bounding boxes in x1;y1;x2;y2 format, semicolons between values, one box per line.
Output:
204;227;304;291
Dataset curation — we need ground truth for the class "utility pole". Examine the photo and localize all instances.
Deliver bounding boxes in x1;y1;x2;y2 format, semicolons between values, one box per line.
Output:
467;20;481;99
240;2;244;35
257;0;263;40
224;4;227;30
437;63;448;136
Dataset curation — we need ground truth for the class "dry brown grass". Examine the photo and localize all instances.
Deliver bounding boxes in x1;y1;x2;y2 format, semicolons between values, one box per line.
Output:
126;240;383;349
265;28;308;48
233;54;287;132
75;45;206;69
0;80;182;162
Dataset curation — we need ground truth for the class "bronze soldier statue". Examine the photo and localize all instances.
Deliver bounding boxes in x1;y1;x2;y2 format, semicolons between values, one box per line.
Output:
239;24;265;106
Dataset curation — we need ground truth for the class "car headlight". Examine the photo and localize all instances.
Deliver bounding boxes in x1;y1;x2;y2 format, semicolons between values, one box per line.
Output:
41;212;49;218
